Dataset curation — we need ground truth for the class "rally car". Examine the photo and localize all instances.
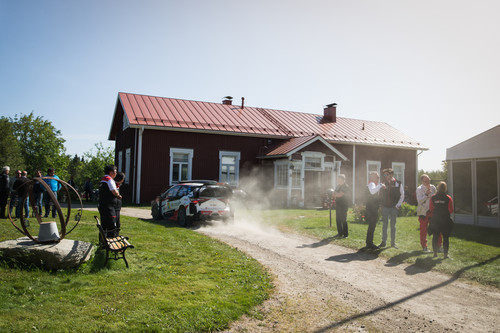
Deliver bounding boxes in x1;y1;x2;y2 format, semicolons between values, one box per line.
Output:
151;181;234;226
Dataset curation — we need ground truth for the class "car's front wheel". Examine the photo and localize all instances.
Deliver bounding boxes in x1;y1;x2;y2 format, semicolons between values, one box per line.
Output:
151;201;162;220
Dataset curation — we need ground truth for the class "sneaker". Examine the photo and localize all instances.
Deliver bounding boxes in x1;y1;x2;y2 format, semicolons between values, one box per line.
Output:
378;242;386;248
391;244;398;249
433;253;438;258
422;247;431;252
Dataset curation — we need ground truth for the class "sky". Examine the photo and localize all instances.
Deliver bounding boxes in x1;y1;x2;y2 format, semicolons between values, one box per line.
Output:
1;0;499;171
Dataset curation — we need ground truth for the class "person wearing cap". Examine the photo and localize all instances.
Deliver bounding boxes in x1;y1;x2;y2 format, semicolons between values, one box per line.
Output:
0;166;10;218
379;168;404;248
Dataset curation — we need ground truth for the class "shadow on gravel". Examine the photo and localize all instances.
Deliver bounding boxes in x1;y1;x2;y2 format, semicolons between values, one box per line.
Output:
385;250;423;267
313;253;500;333
404;257;442;275
324;250;380;263
297;236;336;248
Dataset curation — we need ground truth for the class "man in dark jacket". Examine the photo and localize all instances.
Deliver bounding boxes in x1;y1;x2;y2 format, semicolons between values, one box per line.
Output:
379;168;404;248
333;174;350;238
0;166;10;218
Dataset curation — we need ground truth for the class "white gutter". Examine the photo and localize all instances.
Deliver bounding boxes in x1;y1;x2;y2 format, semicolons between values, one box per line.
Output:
135;126;144;204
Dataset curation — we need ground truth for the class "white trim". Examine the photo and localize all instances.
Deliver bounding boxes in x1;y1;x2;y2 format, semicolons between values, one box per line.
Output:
219;151;240;186
124;148;131;185
301;151;325;170
135;128;143;204
169;148;194;185
274;160;289;188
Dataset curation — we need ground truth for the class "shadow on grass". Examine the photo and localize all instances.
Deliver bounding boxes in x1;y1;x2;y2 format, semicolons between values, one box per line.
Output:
313;253;500;333
404;257;443;275
451;223;500;248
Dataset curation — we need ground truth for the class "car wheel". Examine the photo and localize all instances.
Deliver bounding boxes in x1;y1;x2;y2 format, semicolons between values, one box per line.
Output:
151;202;162;220
177;207;189;227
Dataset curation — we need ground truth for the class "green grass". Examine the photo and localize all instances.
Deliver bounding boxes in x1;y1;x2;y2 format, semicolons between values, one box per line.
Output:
0;211;273;332
258;208;500;289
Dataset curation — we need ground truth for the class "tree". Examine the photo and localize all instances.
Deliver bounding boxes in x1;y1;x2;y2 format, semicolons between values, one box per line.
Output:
0;117;24;170
11;112;67;177
78;142;115;189
418;161;448;185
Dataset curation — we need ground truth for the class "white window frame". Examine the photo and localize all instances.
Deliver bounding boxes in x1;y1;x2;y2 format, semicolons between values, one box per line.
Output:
392;162;405;186
367;160;381;185
219;151;240;186
169;148;194;185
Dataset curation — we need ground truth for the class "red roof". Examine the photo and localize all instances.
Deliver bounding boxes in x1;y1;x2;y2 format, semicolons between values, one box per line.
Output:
112;92;426;150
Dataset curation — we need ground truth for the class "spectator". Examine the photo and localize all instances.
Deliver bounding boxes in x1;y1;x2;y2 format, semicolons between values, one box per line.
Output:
0;166;10;218
332;174;350;238
33;170;44;216
43;168;61;218
113;172;126;232
365;171;385;250
429;182;454;259
416;174;441;252
98;165;122;237
84;178;93;202
379;168;404;249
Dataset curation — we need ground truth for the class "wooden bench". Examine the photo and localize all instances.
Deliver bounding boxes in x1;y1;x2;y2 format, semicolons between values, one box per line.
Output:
94;216;134;268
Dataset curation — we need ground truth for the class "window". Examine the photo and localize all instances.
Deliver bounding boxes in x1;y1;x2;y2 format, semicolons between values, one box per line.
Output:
170;148;193;185
291;167;301;188
392;162;405;186
476;160;498;217
118;151;123;173
366;160;381;184
275;163;288;187
302;152;324;170
219;151;240;186
125;148;131;184
453;161;472;214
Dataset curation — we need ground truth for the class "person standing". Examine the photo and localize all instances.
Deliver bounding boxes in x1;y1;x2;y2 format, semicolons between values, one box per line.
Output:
416;174;441;252
333;174;350;238
379;168;404;248
113;172;126;232
429;182;454;259
9;170;23;217
98;165;122;237
0;166;10;218
84;178;93;202
33;170;44;216
365;171;385;250
43;168;61;218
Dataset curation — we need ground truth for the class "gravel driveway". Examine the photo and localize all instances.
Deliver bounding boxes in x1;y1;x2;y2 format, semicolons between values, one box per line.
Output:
119;207;500;332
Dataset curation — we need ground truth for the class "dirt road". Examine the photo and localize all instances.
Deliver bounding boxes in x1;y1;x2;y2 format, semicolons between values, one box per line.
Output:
119;207;500;332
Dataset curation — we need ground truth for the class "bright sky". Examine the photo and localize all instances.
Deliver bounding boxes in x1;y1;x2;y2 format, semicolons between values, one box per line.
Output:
1;0;499;171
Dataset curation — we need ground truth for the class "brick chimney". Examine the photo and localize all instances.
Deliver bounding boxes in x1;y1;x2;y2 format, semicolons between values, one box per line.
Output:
222;96;233;105
323;103;337;122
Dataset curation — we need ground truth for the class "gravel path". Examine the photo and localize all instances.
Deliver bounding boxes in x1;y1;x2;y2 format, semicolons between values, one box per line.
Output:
119;207;500;332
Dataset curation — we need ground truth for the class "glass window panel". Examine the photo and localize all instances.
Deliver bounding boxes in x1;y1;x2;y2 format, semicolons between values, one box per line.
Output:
453;161;472;214
477;160;498;217
305;157;321;169
222;156;236;165
292;169;301;187
173;153;188;162
172;164;180;182
181;164;188;181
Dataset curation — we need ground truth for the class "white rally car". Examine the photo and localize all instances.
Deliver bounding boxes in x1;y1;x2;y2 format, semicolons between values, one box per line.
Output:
151;181;234;227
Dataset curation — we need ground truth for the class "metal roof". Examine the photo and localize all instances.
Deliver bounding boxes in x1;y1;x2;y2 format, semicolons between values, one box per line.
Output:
260;135;348;161
112;92;426;150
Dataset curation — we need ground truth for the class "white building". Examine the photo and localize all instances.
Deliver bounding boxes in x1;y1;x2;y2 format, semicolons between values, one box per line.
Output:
446;125;500;228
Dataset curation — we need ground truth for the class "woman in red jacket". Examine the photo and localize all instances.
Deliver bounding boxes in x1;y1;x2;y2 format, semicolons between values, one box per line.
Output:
429;182;454;259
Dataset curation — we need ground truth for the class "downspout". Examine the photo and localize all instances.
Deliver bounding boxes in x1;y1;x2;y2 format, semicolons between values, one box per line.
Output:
135;126;144;204
352;145;356;205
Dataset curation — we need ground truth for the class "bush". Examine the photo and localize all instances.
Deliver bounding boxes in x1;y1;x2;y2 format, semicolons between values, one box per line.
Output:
398;203;417;217
352;204;366;223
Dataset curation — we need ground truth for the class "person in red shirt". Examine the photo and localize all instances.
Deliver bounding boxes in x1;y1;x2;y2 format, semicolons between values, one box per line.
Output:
429;182;454;259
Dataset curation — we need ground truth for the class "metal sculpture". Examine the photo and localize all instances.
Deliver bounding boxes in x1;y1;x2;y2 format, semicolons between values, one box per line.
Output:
8;177;83;243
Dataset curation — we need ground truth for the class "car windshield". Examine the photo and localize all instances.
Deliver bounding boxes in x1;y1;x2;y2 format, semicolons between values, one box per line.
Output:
199;186;232;198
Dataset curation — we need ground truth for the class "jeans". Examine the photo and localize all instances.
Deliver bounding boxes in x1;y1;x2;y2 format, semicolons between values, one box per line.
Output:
381;207;398;245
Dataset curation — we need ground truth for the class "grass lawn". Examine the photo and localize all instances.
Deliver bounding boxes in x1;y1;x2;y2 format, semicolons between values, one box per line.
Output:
257;208;500;289
0;211;273;332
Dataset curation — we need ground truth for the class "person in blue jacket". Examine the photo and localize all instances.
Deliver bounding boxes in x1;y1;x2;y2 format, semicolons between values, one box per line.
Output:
43;168;61;218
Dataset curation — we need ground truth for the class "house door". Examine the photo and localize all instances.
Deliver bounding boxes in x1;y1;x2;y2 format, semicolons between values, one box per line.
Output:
304;171;323;207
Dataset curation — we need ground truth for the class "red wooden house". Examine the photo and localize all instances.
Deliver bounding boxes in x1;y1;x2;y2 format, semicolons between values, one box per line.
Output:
108;92;426;206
